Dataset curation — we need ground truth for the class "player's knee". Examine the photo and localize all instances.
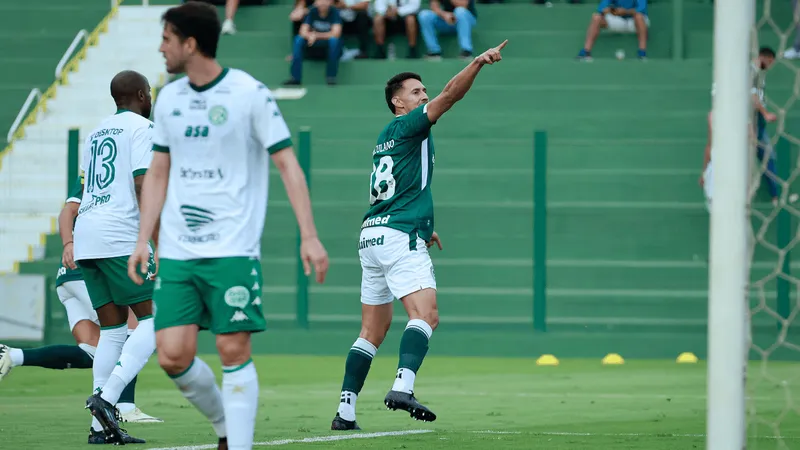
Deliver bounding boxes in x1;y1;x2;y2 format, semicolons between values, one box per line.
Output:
158;348;193;376
215;332;251;366
423;310;439;331
359;323;391;348
412;304;439;331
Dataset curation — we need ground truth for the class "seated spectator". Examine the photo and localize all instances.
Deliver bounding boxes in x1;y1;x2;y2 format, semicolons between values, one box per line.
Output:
284;0;343;86
335;0;372;58
417;0;477;60
289;0;310;42
372;0;421;59
577;0;648;61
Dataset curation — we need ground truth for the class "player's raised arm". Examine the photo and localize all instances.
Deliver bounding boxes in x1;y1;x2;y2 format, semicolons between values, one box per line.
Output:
425;39;507;124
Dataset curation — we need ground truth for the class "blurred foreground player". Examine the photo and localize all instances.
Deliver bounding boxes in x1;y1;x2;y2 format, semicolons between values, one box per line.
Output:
128;3;329;449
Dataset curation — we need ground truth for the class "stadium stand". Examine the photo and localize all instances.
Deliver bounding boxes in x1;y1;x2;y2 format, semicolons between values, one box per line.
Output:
10;0;798;358
0;0;109;143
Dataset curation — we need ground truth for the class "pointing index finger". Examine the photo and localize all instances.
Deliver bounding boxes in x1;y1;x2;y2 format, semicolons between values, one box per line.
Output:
495;39;508;51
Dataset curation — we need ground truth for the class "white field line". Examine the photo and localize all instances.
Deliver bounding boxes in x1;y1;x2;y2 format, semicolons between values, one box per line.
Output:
146;429;433;450
472;430;800;440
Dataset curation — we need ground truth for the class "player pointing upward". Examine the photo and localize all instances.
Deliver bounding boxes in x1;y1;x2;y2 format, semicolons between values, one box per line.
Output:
331;40;507;430
128;3;329;450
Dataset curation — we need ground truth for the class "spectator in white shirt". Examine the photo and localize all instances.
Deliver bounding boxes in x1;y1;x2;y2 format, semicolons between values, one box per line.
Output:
335;0;372;58
372;0;421;59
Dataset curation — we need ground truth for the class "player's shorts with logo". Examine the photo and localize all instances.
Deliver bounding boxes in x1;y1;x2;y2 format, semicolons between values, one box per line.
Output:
359;226;437;305
152;257;266;334
78;255;155;310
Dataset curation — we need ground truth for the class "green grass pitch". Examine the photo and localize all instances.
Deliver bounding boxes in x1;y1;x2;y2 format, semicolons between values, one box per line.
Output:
0;355;797;449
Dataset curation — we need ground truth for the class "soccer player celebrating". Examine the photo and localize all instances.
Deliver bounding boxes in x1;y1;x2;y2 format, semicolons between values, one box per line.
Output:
330;40;507;431
76;70;158;445
127;3;329;450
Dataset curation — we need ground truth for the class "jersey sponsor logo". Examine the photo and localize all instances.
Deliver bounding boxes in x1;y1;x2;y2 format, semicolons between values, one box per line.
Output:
358;234;385;250
78;194;112;215
361;215;391;229
88;128;124;141
224;286;250;309
57;266;67;277
208;105;228;126
185;125;209;138
180;167;224;180
373;139;395;155
190;99;207;110
178;204;221;243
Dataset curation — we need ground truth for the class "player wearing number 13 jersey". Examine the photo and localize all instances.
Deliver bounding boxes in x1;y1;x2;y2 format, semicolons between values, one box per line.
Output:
74;70;157;445
331;40;509;431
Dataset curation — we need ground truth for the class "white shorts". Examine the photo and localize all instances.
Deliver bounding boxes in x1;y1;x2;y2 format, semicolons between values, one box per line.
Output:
604;14;649;33
371;0;418;17
57;280;99;331
359;226;437;306
703;163;713;212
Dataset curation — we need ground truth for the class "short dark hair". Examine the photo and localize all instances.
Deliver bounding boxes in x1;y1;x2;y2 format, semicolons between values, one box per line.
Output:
110;70;149;105
162;1;221;58
385;72;422;114
759;46;776;58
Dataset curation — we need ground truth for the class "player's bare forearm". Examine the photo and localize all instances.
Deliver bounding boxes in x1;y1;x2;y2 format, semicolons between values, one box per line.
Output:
272;147;319;239
137;152;170;245
58;202;79;246
426;60;484;122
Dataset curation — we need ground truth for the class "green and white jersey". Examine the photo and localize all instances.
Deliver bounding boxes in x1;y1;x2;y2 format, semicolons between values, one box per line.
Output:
73;110;154;260
151;68;292;260
362;103;436;242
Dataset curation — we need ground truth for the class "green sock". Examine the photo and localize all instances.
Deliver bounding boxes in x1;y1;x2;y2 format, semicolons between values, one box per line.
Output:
337;338;377;421
393;319;433;394
22;345;94;369
118;375;137;404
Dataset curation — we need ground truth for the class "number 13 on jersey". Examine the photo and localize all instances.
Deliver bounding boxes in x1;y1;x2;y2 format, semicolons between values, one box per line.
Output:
370;155;396;205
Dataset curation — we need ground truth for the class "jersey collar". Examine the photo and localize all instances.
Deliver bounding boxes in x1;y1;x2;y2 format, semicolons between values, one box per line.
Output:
190;67;229;93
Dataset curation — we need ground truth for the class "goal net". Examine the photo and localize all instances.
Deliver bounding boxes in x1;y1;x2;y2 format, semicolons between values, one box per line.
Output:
746;0;800;448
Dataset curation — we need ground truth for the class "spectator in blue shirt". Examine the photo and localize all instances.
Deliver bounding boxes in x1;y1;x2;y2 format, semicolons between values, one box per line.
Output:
284;0;344;86
577;0;649;61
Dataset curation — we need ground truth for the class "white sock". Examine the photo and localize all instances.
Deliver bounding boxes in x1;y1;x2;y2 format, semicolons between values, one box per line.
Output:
171;357;226;438
222;360;259;449
336;337;377;422
337;391;358;421
101;318;155;405
392;368;417;394
9;348;23;367
78;343;96;359
116;403;136;414
91;417;103;432
391;319;433;394
94;325;128;396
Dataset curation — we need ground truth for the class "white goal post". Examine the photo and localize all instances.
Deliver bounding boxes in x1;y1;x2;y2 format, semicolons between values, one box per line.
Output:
707;0;754;448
